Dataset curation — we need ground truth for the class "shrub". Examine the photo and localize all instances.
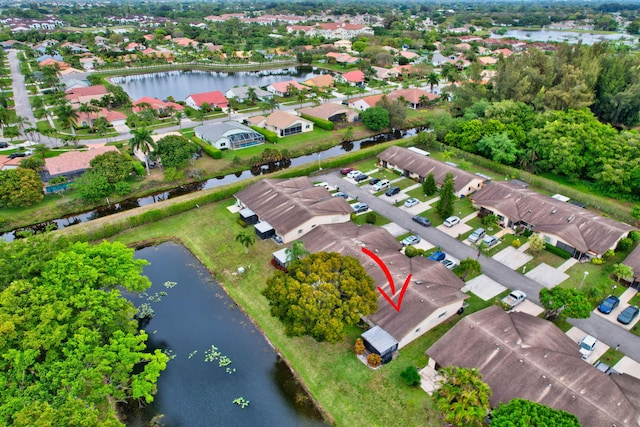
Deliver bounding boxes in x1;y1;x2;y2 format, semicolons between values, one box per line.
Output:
544;243;572;259
629;231;640;242
591;257;605;265
192;136;222;159
237;219;247;228
617;238;633;252
367;353;382;368
400;366;421;386
354;338;365;355
603;249;615;259
114;181;132;196
523;228;533;237
365;212;377;224
300;113;334;131
511;239;521;249
251;126;279;144
132;161;145;176
405;245;419;258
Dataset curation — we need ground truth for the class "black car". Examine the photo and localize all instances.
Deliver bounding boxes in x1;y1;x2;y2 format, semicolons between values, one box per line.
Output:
0;141;8;148
412;215;431;227
369;177;380;185
385;186;400;196
354;173;369;182
8;152;26;159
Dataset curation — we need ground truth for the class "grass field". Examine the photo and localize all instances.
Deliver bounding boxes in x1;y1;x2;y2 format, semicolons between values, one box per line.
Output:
104;198;504;427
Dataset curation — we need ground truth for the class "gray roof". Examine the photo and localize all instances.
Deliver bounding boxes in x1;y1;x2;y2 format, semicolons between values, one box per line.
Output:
227;86;271;100
471;181;634;254
378;146;483;194
361;325;398;354
234;177;352;235
195;121;261;142
299;223;467;342
427;306;640;427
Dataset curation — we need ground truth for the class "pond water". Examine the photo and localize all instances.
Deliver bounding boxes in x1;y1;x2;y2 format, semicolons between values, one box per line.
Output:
124;241;327;426
114;67;326;101
491;30;638;45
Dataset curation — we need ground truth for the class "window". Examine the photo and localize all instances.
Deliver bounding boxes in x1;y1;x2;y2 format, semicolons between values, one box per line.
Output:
438;311;447;318
282;124;302;136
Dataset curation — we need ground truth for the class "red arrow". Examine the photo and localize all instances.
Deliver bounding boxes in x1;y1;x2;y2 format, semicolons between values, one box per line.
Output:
362;247;412;313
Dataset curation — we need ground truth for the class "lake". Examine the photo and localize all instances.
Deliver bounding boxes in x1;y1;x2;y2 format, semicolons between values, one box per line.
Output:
124;241;327;426
491;30;639;45
114;67;326;101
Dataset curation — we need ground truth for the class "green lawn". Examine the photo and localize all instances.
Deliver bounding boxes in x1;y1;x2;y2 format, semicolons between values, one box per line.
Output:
597;348;624;366
351;211;391;227
520;246;566;272
107;200;450;427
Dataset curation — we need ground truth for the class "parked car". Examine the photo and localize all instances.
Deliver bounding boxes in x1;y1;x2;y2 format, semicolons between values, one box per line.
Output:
314;182;330;189
369;177;380;185
404;198;419;208
385;186;401;197
483;235;499;247
354;173;369;182
617;305;639;325
346;170;362;179
0;141;8;148
340;167;354;175
598;295;620;314
441;259;457;270
332;192;349;199
579;335;597;360
351;203;369;214
412;215;431;227
468;228;486;243
428;251;446;262
373;179;390;191
401;235;421;246
443;216;460;227
501;290;527;309
8;152;26;159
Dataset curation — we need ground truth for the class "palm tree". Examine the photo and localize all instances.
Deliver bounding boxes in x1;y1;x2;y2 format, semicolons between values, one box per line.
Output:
418;94;431;109
435;366;491;427
78;103;98;131
439;92;451;103
0;106;10;138
129;128;156;175
260;97;279;113
235;231;255;254
175;111;184;129
426;72;440;92
15;116;32;137
458;258;481;281
246;87;258;106
55;104;78;136
285;241;309;264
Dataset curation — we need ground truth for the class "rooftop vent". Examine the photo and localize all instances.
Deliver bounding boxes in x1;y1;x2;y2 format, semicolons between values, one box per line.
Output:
551;209;557;214
567;214;575;223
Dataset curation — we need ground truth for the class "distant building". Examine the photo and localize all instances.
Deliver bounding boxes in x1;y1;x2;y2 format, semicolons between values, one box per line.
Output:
195;121;265;150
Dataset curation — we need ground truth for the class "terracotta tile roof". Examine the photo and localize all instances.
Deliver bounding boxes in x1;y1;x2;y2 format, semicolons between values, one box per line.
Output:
389;88;437;104
298;103;358;121
132;96;184;112
427;306;640;427
45;146;119;177
268;80;307;93
349;94;384;109
186;91;229;108
303;74;334;88
341;70;365;83
264;111;308;129
74;108;126;125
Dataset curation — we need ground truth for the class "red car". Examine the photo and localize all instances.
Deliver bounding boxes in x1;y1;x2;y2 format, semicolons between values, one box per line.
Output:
340;167;354;175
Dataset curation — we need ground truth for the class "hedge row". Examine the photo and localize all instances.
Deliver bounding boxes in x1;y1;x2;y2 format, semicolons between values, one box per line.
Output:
192;136;222;159
544;243;573;260
423;139;632;223
251;126;279;144
300;113;334;131
68;138;410;242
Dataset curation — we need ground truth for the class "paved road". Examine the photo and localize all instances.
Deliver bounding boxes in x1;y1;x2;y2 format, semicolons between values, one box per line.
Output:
8;50;36;127
318;171;640;360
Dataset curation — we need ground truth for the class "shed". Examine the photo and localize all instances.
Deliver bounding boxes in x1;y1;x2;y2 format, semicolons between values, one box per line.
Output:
239;207;258;225
361;325;398;364
272;248;289;269
254;221;275;240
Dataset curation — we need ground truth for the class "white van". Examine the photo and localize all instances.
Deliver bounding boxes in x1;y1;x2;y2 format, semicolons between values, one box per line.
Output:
373;179;390;191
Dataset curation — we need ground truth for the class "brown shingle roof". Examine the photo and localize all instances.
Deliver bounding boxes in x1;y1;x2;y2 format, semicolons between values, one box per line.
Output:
471;181;634;254
300;223;467;342
298;103;358;121
264;111;310;130
44;146;119;177
234;177;351;235
377;146;482;194
624;245;640;278
427;306;640;427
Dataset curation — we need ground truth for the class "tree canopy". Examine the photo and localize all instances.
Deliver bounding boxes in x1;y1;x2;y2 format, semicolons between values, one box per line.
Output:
0;168;43;208
361;106;389;131
263;252;377;343
153;135;198;169
539;287;591;320
491;398;580;427
435;366;491;427
0;239;167;425
89;150;133;184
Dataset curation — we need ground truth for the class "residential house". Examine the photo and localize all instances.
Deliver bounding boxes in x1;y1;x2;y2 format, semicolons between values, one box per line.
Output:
195;121;264;150
298;103;359;123
185;91;229;110
399;51;419;61
623;245;640;288
132;96;184;115
430;52;450;67
141;48;174;62
477;56;498;66
65;85;109;106
389;88;437;109
470;181;634;259
286;22;374;39
326;52;359;65
334;39;352;50
63;79;89;90
297;222;468;349
234;177;352;243
248;111;313;137
224;86;272;103
303;74;335;90
371;66;398;81
377;146;486;197
38;58;70;70
73;108;127;128
494;48;513;57
43;146;120;181
265;80;307;97
347;94;384;111
427;306;640;427
336;70;365;86
173;37;198;48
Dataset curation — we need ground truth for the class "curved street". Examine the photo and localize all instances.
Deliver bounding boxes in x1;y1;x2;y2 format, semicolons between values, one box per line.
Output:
317;171;640;360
